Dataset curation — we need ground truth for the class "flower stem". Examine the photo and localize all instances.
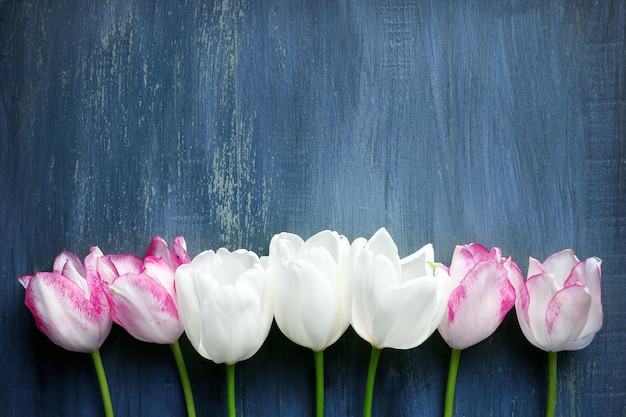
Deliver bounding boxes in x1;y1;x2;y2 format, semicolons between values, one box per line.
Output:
313;350;324;417
363;346;382;417
170;339;197;417
90;349;114;417
226;363;236;417
443;348;462;417
546;351;557;417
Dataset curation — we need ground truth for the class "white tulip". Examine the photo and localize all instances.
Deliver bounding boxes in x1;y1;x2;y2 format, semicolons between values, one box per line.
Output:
347;227;449;350
264;230;350;351
175;247;272;364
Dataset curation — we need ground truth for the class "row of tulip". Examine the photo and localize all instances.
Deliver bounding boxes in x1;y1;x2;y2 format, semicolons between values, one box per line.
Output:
18;228;603;417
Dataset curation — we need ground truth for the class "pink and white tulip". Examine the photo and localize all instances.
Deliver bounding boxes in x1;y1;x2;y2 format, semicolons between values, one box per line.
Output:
18;247;112;353
511;249;603;351
98;236;190;344
438;244;520;350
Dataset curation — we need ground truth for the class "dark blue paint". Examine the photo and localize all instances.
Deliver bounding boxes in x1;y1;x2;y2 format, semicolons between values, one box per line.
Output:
1;0;624;416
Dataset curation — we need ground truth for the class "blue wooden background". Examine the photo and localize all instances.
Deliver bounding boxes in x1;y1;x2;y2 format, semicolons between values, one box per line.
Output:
1;0;624;416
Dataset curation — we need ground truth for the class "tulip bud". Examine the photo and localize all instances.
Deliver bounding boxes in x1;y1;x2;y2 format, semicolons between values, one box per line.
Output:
511;249;603;351
175;247;272;364
438;243;519;350
99;236;189;344
264;230;351;351
18;247;112;353
346;227;449;350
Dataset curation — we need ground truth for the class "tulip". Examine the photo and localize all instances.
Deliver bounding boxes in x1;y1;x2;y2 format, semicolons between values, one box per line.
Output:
345;228;449;417
99;236;189;344
263;230;350;417
511;249;603;417
98;236;196;417
19;247;112;352
19;247;114;417
437;243;520;417
175;247;273;417
512;249;603;352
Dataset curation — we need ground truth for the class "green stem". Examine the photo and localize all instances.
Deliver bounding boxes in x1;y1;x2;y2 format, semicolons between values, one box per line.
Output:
313;350;324;417
226;363;236;417
170;339;197;417
90;349;114;417
443;348;462;417
363;346;382;417
546;351;557;417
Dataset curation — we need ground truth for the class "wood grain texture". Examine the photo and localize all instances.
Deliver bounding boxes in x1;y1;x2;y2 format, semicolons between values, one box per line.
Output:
1;0;624;416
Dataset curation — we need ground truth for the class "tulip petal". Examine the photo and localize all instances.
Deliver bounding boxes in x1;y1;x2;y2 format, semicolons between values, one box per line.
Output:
372;274;446;349
18;274;33;289
145;236;190;270
542;249;578;286
507;266;541;348
83;246;105;283
489;247;503;260
524;273;560;348
268;233;303;263
503;259;524;289
440;261;515;349
175;264;209;359
199;285;238;363
53;251;88;293
215;249;260;285
545;283;591;350
448;244;492;285
400;244;434;282
145;236;168;258
143;256;177;299
565;257;603;345
172;236;191;264
301;230;347;261
200;268;270;364
299;245;336;278
340;237;366;312
469;243;492;261
107;253;143;276
302;230;334;251
564;332;597;350
108;273;182;343
365;228;401;277
274;260;339;350
274;237;299;264
351;250;398;344
527;256;546;278
191;249;220;271
23;272;111;352
448;246;475;285
53;251;85;276
97;256;119;284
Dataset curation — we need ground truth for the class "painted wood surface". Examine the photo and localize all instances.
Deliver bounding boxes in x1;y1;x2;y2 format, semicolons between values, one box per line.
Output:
1;0;624;416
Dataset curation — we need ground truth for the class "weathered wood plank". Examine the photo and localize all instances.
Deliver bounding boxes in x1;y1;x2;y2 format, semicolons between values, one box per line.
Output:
1;0;624;416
